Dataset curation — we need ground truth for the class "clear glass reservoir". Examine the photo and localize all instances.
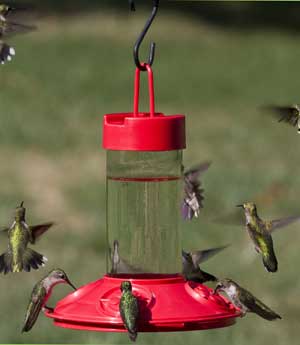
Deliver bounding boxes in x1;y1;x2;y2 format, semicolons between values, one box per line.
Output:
106;150;182;274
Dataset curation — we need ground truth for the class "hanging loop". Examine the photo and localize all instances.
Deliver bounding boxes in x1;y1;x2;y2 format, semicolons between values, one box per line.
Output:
133;63;155;117
130;0;159;71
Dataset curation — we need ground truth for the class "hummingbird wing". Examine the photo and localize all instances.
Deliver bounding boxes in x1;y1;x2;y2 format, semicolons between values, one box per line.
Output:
22;284;46;332
0;20;36;37
238;286;281;321
184;161;212;183
268;216;300;233
190;244;230;267
29;222;54;244
263;105;299;127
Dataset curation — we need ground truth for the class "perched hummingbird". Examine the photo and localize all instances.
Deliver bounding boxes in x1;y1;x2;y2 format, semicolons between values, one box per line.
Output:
119;281;139;342
22;268;77;332
237;202;300;272
0;202;54;274
182;245;228;283
263;104;300;133
181;161;211;220
214;278;281;321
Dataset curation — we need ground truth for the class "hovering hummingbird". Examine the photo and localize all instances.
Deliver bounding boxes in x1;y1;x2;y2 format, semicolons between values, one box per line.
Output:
181;161;211;220
0;4;35;64
182;245;228;283
0;201;54;274
237;202;300;272
22;268;77;332
263;104;300;133
119;281;139;342
214;278;281;321
110;240;144;274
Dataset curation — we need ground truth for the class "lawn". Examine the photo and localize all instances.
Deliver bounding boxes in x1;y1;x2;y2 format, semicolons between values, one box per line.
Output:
0;2;300;344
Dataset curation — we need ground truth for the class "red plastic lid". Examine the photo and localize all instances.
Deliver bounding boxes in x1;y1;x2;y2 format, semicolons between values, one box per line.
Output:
45;274;241;333
102;64;186;151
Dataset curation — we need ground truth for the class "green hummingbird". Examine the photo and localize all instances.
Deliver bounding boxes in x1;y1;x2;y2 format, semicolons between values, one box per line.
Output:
119;281;139;342
237;202;300;273
181;161;211;220
214;278;281;321
22;268;76;332
182;245;229;283
0;201;54;274
263;104;300;133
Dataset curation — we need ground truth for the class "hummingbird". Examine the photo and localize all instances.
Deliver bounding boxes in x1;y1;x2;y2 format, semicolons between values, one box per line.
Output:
110;240;144;274
22;268;77;332
182;245;229;283
0;4;35;64
119;281;139;342
263;104;300;133
237;202;300;272
0;201;54;274
181;161;211;220
214;278;281;321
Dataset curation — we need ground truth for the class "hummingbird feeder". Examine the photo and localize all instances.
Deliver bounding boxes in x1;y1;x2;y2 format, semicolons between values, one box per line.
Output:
45;0;240;336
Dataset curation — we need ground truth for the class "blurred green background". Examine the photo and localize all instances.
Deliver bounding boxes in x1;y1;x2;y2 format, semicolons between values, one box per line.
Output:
1;0;300;344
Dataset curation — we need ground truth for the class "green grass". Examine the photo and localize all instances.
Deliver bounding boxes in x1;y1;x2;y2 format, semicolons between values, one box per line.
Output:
1;6;300;345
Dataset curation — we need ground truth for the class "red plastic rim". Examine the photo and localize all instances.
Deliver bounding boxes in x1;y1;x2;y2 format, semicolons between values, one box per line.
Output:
45;274;241;333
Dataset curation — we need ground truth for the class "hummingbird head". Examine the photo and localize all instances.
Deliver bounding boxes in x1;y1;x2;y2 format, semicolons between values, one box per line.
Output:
121;281;132;292
47;269;77;290
0;4;11;14
15;201;26;221
236;202;257;216
214;278;236;294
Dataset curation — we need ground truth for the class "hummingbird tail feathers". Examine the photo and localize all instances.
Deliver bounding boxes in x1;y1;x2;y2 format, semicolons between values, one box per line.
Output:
128;330;137;342
23;248;47;272
262;252;278;273
0;251;12;274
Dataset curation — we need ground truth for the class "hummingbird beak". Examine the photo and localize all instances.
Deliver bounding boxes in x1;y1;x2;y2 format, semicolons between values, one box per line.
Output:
20;201;24;207
66;278;77;291
236;204;244;208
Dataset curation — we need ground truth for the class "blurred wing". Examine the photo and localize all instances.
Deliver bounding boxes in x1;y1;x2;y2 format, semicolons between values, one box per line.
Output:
0;227;9;234
191;244;230;267
269;216;300;233
238;287;281;320
30;222;54;243
2;21;36;37
22;286;46;332
184;161;212;183
264;105;299;127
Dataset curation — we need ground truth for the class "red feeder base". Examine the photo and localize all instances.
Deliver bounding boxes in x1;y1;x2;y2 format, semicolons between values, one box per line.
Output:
45;274;241;333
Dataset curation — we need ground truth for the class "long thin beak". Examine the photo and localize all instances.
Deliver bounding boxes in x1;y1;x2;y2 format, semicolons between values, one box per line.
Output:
66;278;77;291
20;201;24;207
236;204;244;208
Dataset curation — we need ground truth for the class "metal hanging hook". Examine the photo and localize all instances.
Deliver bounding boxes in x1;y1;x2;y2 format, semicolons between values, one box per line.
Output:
130;0;159;71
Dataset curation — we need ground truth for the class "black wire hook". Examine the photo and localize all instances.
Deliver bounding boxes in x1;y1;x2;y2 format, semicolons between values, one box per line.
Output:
130;0;160;71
